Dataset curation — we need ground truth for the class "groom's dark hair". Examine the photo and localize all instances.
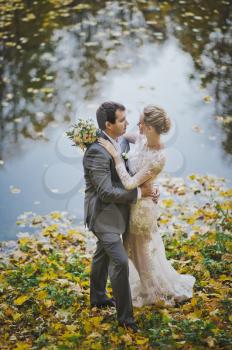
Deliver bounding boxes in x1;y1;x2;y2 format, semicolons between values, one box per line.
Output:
96;101;126;130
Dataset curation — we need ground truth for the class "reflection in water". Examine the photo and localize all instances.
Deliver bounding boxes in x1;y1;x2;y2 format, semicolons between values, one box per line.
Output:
1;0;231;160
0;0;231;240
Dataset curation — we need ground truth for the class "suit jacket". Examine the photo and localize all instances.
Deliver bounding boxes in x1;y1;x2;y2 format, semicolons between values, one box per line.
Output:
83;132;137;235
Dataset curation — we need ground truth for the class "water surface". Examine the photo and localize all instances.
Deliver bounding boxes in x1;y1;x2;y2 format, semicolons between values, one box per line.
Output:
1;0;231;240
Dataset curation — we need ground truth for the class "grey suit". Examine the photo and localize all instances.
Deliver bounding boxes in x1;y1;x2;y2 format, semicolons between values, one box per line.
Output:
83;132;137;324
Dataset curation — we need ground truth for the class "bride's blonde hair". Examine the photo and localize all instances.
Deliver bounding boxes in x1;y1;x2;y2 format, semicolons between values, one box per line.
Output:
143;105;171;134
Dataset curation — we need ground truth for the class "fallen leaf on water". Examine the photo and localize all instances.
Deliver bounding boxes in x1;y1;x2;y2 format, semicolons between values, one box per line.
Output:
203;95;213;103
183;12;195;17
192;125;204;134
73;4;91;11
51;188;59;193
9;185;21;194
84;42;99;47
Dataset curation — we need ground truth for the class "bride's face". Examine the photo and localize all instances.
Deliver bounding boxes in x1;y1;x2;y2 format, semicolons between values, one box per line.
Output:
137;114;145;134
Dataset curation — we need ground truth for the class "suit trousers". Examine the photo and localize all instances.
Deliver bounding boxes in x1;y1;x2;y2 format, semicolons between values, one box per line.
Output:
90;232;134;325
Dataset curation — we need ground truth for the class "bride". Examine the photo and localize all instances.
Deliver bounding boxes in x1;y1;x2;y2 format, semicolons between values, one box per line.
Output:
98;105;196;307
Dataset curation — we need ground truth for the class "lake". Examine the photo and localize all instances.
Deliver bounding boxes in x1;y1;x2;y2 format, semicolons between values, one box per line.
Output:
1;0;231;241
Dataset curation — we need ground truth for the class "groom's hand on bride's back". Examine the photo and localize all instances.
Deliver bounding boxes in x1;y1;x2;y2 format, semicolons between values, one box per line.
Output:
152;185;160;203
140;183;160;203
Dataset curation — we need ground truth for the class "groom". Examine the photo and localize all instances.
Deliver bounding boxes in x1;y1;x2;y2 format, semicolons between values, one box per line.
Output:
83;101;156;331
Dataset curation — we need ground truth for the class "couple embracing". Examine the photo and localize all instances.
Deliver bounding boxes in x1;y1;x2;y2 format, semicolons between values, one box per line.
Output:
83;101;195;332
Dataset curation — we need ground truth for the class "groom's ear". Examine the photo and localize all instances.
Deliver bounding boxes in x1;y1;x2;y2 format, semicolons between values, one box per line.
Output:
105;121;112;130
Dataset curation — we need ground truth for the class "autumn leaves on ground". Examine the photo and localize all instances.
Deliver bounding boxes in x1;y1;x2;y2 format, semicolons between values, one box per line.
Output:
0;175;231;349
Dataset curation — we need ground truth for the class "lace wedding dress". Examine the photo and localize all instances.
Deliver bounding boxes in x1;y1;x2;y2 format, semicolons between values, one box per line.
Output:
116;135;196;307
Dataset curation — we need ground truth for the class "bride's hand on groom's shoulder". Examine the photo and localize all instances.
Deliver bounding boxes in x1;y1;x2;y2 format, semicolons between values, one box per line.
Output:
98;138;118;159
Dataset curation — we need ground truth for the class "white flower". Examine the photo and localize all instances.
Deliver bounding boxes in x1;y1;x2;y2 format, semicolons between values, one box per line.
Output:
121;152;129;160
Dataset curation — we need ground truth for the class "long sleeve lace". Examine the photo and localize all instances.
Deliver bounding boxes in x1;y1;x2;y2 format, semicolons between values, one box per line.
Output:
124;133;138;144
116;151;165;190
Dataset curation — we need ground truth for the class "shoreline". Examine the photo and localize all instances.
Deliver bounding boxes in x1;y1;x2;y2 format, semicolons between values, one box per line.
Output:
1;174;231;259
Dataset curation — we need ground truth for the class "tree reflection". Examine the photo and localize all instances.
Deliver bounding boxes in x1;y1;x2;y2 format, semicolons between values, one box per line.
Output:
138;0;232;155
1;0;231;162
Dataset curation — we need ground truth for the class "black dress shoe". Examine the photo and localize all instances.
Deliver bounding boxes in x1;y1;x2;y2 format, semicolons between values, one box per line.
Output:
91;298;116;308
119;322;139;333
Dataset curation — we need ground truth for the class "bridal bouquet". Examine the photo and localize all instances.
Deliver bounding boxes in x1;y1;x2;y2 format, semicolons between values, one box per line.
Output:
66;119;101;150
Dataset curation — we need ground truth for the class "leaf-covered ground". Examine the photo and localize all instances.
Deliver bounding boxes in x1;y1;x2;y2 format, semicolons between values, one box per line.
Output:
0;175;231;349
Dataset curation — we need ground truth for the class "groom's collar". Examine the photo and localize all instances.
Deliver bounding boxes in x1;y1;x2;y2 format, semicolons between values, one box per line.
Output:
102;130;118;143
101;130;122;153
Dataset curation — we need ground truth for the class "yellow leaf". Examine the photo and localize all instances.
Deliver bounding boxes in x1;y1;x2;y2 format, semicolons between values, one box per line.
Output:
39;282;47;288
50;212;62;220
14;295;30;305
162;198;174;208
81;280;90;287
85;266;91;274
172;333;181;340
42;224;58;236
219;275;232;281
91;316;103;326
61;332;81;340
203;270;210;278
44;299;53;308
12;312;21;321
37;290;48;300
66;324;78;332
220;201;232;210
159;218;170;225
84;321;92;333
91;343;102;350
220;189;232;197
121;334;132;343
101;324;111;331
191;298;197;307
187;311;201;320
136;338;148;345
161;309;170;322
187;216;197;225
14;342;31;350
18;237;31;245
52;322;62;331
40;271;58;281
67;229;85;241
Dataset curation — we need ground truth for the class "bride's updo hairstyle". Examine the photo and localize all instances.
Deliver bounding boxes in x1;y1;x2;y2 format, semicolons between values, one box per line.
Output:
143;105;171;134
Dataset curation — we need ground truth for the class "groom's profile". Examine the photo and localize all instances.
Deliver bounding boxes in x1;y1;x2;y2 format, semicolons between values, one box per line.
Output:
83;101;153;331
